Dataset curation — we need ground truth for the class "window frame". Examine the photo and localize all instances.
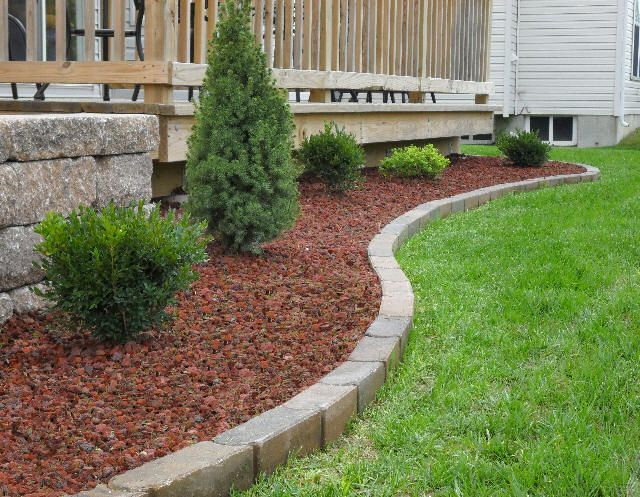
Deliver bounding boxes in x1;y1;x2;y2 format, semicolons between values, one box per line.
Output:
525;116;578;147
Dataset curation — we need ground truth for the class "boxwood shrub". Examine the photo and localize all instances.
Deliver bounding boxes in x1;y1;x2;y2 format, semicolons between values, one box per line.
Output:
496;129;551;167
380;144;450;178
34;203;208;343
297;122;365;193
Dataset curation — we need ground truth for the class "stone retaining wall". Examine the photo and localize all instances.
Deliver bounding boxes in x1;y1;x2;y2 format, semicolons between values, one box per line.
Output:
0;113;159;325
71;164;601;497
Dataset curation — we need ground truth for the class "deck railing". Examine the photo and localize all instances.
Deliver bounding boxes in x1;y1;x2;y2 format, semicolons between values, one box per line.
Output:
0;0;493;104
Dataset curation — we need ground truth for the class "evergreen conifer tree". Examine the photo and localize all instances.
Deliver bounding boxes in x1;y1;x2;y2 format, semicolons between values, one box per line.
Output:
186;0;299;253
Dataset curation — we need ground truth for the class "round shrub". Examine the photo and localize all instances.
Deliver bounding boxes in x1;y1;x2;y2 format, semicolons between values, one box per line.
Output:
380;144;450;178
34;203;208;343
297;122;365;193
496;129;551;167
186;0;299;254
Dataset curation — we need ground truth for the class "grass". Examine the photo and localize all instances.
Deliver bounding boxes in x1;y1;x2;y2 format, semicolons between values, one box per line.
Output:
236;144;640;497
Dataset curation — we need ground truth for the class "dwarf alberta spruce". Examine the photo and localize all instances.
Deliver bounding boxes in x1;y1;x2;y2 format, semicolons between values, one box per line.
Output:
186;0;299;254
496;129;551;167
34;203;208;343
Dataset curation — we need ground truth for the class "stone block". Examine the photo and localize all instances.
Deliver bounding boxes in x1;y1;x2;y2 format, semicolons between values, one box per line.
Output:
348;336;401;372
0;157;97;228
109;442;253;497
564;175;581;184
320;361;386;413
214;406;321;477
379;295;414;318
96;154;153;208
438;200;453;218
0;293;13;325
365;316;412;352
0;114;159;162
0;226;43;292
9;284;51;314
285;383;357;444
477;189;491;206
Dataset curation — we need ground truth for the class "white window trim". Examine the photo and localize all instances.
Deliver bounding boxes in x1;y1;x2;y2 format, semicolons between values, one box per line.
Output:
525;116;577;147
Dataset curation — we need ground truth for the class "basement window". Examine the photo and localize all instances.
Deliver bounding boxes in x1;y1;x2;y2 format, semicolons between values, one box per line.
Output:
526;116;577;146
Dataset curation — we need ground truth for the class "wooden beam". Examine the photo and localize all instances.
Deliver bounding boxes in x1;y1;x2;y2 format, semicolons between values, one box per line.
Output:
171;62;495;93
0;61;171;84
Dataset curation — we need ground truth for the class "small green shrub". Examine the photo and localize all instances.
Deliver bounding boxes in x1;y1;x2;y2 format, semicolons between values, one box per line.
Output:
297;123;365;193
186;0;299;254
496;129;551;167
380;144;450;178
34;203;208;343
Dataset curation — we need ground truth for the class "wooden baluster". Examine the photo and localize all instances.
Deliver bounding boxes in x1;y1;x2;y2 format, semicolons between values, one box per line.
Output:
361;1;368;73
265;0;274;66
346;0;362;72
254;0;263;46
283;0;293;68
375;0;384;74
408;0;415;76
145;0;177;103
83;0;95;61
274;0;284;67
330;0;338;70
55;0;67;61
208;0;218;47
484;0;491;81
302;0;311;69
356;0;364;73
395;0;402;75
388;0;395;74
319;0;331;70
293;0;302;68
367;0;376;74
0;0;8;61
193;0;205;62
310;0;319;69
178;0;190;62
339;0;347;70
113;0;125;60
25;0;37;60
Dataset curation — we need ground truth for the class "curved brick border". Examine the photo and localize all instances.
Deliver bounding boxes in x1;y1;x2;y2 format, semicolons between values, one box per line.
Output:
72;164;601;497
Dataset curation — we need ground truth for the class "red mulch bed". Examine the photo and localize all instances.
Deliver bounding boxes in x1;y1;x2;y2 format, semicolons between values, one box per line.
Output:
0;157;584;497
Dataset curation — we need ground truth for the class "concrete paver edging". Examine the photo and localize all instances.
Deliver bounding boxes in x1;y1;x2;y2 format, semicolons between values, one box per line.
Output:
70;164;600;497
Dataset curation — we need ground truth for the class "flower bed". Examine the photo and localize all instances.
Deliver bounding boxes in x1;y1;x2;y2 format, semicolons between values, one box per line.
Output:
0;157;584;497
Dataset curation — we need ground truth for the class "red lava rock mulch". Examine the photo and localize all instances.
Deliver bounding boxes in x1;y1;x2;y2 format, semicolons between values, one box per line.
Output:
0;157;584;497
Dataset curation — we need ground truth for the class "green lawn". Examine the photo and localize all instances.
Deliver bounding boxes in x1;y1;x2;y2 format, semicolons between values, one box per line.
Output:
237;145;640;497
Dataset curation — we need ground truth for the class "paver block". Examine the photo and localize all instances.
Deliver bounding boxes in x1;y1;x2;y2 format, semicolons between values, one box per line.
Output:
214;406;321;477
366;316;412;352
285;383;357;444
450;197;465;213
369;256;400;270
71;484;146;497
379;295;414;318
109;442;253;497
348;336;401;372
463;192;480;210
373;267;409;283
320;361;386;413
414;203;441;227
564;175;581;184
368;234;397;257
381;279;412;297
476;189;491;206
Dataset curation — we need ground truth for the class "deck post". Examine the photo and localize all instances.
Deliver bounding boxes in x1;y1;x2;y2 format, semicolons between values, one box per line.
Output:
145;0;178;104
475;94;489;104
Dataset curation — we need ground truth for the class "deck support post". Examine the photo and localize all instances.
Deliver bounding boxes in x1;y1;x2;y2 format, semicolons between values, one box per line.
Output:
144;0;178;104
308;89;334;103
475;94;489;104
408;91;426;103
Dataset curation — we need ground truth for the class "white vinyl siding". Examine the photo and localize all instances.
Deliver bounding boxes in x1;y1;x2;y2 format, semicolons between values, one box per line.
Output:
625;0;640;114
516;0;618;116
